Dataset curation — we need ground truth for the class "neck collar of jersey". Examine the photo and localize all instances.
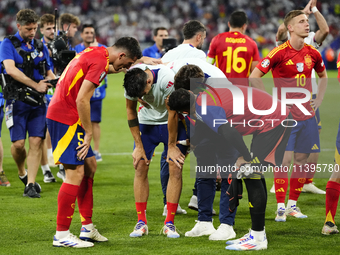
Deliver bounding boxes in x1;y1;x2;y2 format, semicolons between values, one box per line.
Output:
150;68;160;84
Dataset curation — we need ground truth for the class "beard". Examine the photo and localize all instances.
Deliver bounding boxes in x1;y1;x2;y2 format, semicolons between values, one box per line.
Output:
22;35;33;43
196;43;203;49
46;35;54;42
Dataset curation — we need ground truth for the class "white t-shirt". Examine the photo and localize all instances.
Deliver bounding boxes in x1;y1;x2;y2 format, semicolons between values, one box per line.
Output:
166;58;233;89
162;44;206;63
124;64;175;125
166;58;226;78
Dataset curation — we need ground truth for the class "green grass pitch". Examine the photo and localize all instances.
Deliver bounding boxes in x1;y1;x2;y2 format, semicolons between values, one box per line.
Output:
1;71;339;254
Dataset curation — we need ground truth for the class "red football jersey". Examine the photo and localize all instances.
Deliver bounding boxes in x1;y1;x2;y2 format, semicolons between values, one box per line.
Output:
47;46;109;125
337;52;340;83
195;86;289;136
207;32;260;86
256;40;325;121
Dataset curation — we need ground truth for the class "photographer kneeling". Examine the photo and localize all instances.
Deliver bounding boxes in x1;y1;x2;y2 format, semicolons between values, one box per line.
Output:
0;9;55;198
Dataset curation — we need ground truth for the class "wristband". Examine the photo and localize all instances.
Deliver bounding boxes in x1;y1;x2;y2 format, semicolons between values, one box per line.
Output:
178;140;189;146
312;6;318;13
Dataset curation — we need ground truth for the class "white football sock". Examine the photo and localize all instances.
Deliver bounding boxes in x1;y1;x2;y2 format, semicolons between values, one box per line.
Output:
56;230;70;239
251;229;265;242
41;164;51;175
277;203;285;210
287;199;297;208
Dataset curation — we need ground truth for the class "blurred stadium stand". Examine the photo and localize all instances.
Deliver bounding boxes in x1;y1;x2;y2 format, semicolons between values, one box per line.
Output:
0;0;339;68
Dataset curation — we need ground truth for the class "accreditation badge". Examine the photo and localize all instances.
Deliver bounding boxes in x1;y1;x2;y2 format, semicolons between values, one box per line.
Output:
5;103;13;128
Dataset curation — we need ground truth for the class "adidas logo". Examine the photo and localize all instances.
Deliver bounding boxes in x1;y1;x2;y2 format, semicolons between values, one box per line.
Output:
295;187;303;192
251;157;260;164
276;188;285;192
248;202;254;208
312;144;319;150
166;81;174;88
286;59;294;65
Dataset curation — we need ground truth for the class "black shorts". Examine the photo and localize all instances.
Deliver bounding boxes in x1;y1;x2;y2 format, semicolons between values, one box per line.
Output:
251;113;293;167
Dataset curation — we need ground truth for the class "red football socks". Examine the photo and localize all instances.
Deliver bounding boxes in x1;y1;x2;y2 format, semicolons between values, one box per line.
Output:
165;202;178;224
77;176;94;225
304;162;316;184
325;181;340;223
135;202;147;223
288;164;306;201
274;167;289;204
56;183;79;231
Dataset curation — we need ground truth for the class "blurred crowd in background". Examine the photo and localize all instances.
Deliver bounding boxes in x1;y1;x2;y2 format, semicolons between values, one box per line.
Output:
0;0;339;68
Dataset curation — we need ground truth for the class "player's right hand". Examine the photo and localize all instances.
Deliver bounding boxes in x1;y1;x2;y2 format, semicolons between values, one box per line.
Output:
36;80;52;93
132;147;149;169
76;133;92;161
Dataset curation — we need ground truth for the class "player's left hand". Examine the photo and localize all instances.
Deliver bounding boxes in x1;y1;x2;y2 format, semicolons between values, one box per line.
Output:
140;56;162;65
137;98;151;109
235;156;250;168
167;145;185;169
76;133;92;160
310;0;317;9
303;0;313;15
310;97;322;110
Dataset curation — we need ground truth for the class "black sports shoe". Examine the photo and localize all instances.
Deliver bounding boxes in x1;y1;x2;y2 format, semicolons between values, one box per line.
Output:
44;171;56;183
34;182;41;193
23;183;41;198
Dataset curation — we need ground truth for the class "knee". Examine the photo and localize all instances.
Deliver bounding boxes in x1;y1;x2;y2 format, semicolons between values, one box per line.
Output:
29;137;43;149
135;163;149;179
12;140;25;151
84;157;97;177
169;162;182;180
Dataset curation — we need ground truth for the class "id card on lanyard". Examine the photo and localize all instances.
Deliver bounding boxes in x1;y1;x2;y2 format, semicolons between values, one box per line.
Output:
5;104;13;128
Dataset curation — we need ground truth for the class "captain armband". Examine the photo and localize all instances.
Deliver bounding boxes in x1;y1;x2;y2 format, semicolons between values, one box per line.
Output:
128;118;139;128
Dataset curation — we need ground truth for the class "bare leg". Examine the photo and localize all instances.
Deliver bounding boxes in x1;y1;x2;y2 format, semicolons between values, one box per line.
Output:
92;122;101;152
26;136;43;184
134;160;149;202
11;139;27;176
166;161;182;204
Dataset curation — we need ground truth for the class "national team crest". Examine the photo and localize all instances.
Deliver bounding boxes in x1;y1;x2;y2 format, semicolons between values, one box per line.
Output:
296;63;304;72
304;54;312;69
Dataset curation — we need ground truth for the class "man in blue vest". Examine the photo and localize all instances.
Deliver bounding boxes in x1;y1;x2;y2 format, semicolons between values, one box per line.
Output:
0;9;56;197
